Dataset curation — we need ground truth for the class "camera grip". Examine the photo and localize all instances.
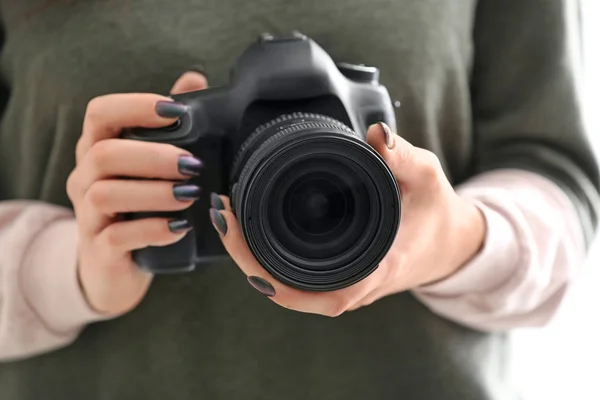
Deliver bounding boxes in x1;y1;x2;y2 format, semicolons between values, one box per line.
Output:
129;211;198;273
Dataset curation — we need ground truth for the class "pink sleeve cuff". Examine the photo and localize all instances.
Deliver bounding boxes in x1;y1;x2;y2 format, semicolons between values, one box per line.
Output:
20;217;106;334
412;169;585;331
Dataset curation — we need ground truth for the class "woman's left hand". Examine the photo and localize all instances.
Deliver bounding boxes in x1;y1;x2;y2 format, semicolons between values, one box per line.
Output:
210;123;486;316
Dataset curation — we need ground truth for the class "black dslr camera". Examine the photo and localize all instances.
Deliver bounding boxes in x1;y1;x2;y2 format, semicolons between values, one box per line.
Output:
125;33;401;292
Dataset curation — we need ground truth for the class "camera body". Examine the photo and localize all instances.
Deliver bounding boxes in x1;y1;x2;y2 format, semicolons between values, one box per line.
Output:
125;33;400;291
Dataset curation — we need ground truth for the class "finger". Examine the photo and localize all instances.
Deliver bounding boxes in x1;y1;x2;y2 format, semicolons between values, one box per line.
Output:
321;258;390;314
209;207;383;317
221;195;232;211
366;122;441;186
97;217;192;254
170;71;208;94
209;193;231;211
348;287;395;312
68;139;202;201
85;180;199;216
347;287;380;311
208;208;335;314
77;93;187;163
72;199;112;239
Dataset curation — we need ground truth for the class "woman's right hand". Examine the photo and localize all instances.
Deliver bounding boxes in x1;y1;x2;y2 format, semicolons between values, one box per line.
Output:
66;72;208;316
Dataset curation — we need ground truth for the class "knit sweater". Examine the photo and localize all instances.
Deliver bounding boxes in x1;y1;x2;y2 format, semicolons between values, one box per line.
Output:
0;1;598;399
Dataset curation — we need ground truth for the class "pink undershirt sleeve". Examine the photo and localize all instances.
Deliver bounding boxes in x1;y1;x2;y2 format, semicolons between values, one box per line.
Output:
0;201;105;362
412;169;586;331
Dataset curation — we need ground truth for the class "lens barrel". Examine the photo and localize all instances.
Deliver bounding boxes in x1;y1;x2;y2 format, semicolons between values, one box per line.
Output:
230;113;400;292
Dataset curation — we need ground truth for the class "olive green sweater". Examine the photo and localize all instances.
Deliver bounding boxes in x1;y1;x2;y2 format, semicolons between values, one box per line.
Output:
0;0;598;399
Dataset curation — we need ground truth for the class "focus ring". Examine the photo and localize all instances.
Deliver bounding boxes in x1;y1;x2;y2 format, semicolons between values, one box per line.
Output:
229;112;354;192
235;119;355;205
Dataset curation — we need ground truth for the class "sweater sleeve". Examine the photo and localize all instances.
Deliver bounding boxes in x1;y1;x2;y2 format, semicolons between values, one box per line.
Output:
412;169;585;331
466;0;600;243
0;201;106;362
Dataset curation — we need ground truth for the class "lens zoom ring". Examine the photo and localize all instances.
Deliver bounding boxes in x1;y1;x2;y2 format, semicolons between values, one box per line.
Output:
229;112;353;190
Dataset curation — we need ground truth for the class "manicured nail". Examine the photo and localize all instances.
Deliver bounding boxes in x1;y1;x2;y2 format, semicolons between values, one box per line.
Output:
155;100;188;118
178;155;203;176
378;122;395;149
247;276;276;297
173;184;201;201
211;192;225;210
168;219;192;233
210;208;227;236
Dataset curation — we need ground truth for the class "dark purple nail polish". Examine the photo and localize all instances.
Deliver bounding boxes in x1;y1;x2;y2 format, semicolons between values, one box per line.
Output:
155;101;188;118
247;276;276;297
211;192;225;210
168;219;192;233
378;122;394;149
173;184;201;201
178;155;203;176
209;208;227;236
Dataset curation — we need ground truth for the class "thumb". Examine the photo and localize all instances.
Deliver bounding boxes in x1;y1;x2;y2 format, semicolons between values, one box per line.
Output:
170;70;208;95
366;122;439;186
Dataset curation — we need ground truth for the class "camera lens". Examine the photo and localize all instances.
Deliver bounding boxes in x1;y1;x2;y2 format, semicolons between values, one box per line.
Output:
268;159;369;263
285;172;350;237
230;113;400;292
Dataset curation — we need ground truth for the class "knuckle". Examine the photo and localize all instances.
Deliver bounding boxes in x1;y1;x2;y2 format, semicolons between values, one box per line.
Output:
84;96;105;122
85;181;111;210
361;299;375;308
417;150;442;180
326;299;351;318
275;301;295;311
104;225;121;247
66;170;80;201
88;140;113;168
102;225;122;249
325;308;344;318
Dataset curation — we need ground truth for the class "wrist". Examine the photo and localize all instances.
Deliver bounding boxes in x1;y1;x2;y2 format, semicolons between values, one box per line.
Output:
450;198;487;273
425;197;486;285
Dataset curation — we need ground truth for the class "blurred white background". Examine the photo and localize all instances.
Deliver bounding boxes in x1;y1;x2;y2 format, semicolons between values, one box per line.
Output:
512;1;600;399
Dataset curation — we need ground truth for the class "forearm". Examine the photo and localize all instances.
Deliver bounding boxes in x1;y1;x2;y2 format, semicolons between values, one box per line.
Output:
0;201;104;362
412;169;586;331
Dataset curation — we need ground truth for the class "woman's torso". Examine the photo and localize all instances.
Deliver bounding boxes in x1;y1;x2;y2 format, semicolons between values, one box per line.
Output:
0;1;516;399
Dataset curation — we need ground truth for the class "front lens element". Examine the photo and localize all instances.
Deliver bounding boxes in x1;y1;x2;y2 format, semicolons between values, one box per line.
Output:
268;158;371;264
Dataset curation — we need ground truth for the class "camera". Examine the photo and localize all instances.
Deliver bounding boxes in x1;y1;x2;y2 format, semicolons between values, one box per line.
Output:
124;33;401;292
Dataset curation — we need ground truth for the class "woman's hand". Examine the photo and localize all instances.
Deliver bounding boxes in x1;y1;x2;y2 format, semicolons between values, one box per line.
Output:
210;123;486;316
66;71;208;316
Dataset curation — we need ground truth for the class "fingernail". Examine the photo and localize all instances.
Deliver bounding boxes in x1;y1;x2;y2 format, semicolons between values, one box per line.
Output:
178;155;203;176
173;184;201;201
378;122;395;149
210;192;225;210
168;219;192;233
155;100;188;118
247;276;276;297
210;208;227;236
